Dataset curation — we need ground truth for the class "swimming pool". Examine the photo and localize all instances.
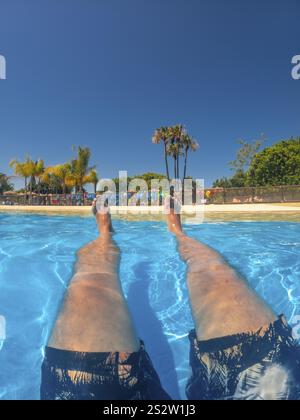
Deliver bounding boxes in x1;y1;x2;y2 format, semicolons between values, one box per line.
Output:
0;213;299;400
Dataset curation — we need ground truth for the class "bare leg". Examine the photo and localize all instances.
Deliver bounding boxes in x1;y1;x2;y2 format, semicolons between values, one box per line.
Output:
167;212;276;341
48;212;140;353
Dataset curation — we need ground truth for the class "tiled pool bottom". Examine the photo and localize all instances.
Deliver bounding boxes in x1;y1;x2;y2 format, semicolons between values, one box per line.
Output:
0;213;299;399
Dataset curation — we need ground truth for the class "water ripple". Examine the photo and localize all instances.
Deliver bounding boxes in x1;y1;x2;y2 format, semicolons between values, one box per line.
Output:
0;214;299;399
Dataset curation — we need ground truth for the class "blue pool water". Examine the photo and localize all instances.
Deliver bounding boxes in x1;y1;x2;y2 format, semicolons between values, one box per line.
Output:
0;213;299;400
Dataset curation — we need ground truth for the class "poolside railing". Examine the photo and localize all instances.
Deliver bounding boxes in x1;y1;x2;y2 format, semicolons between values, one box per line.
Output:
0;185;300;206
0;193;95;207
205;185;300;205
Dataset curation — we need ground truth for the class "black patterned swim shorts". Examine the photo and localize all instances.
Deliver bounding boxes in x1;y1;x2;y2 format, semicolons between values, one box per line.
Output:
186;316;300;400
41;342;171;400
41;316;300;400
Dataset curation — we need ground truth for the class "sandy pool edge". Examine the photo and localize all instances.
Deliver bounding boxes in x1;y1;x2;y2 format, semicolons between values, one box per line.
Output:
1;203;300;214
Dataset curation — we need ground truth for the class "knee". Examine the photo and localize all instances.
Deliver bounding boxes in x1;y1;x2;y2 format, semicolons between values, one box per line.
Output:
68;280;123;308
76;242;95;259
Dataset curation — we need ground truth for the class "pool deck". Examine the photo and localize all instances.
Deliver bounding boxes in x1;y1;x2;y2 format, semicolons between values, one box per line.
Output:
1;203;300;222
1;203;300;214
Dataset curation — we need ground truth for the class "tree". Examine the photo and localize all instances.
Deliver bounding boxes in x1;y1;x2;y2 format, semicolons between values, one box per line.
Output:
167;142;182;179
70;147;95;193
182;134;199;181
112;172;166;192
213;136;265;188
152;127;171;180
0;173;13;194
168;124;185;179
33;159;45;194
229;137;265;172
39;172;71;194
45;163;73;195
213;177;233;188
213;137;300;188
10;156;35;196
84;169;99;194
134;172;166;189
213;170;248;188
16;159;45;202
248;138;300;186
152;125;198;180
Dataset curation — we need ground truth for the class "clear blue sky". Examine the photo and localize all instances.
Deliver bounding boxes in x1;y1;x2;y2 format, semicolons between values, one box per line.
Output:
0;0;299;188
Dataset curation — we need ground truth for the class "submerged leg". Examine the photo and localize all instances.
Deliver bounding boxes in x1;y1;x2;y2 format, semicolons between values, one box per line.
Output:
167;212;300;401
167;211;276;341
48;212;139;353
42;211;170;401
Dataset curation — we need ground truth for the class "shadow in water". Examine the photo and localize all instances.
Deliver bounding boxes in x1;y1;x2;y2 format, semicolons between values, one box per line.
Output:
127;261;181;400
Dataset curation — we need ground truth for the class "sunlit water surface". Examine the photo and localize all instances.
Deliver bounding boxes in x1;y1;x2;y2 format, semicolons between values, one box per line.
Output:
0;213;299;400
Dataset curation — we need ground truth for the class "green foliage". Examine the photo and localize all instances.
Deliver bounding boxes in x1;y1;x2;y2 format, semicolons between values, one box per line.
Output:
8;148;99;194
212;178;232;188
248;138;300;186
213;137;300;188
71;146;96;192
38;174;71;195
229;137;265;172
133;172;166;189
213;170;248;188
44;163;73;194
10;157;44;195
0;173;13;194
113;172;166;191
85;169;99;194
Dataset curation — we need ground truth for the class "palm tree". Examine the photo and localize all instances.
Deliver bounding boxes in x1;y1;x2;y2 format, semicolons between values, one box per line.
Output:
167;140;184;179
46;163;72;195
40;170;52;193
152;124;186;179
25;160;45;197
169;125;185;179
71;147;95;193
152;127;171;180
182;134;199;181
152;125;199;180
0;173;13;194
10;157;35;196
84;169;99;194
167;143;179;179
33;159;45;194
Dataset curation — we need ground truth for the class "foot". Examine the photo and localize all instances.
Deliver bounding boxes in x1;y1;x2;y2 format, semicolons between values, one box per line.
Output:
166;211;184;236
96;211;114;235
